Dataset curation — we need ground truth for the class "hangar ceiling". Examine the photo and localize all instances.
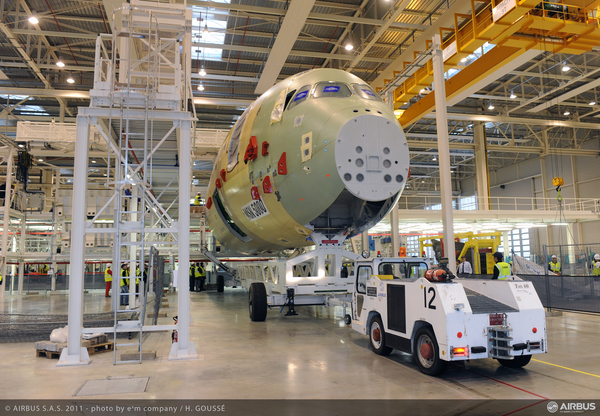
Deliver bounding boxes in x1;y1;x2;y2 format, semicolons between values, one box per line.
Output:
0;0;599;207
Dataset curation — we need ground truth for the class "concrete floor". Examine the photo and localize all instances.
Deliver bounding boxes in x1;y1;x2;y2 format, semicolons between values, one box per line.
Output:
1;288;599;403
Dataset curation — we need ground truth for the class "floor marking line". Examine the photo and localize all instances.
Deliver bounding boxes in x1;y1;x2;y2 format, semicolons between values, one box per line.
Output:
532;359;600;378
467;369;549;400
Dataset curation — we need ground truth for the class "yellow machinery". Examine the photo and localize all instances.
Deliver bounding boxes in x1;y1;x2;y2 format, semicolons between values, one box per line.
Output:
419;231;502;274
386;0;600;126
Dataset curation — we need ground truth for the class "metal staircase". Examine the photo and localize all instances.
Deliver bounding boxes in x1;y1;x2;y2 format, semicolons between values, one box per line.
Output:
107;5;161;365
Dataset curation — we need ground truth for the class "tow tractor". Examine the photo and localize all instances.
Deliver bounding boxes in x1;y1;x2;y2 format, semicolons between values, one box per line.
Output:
216;248;547;376
350;257;547;375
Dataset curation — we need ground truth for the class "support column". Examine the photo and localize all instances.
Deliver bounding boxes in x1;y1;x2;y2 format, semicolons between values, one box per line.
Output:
391;209;400;257
570;155;583;248
473;122;490;210
169;118;197;360
540;158;551;247
58;115;91;366
112;191;120;312
566;223;576;267
432;35;456;274
17;219;25;295
361;231;369;257
387;91;400;258
1;145;14;298
59;102;65;123
50;168;60;292
169;254;174;288
540;129;552;248
129;185;138;308
502;231;511;260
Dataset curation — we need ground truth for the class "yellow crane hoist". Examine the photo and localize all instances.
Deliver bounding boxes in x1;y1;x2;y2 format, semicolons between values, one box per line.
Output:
553;177;564;201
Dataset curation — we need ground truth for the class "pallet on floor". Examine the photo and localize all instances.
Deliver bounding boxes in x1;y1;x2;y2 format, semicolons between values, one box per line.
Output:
35;342;114;359
35;349;60;359
88;342;114;355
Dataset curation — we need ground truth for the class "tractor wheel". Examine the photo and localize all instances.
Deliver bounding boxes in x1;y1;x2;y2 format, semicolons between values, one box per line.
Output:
369;316;393;356
414;327;448;376
249;282;267;322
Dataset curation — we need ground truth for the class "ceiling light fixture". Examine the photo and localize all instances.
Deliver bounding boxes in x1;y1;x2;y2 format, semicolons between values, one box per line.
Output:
197;83;205;91
199;66;206;76
510;91;516;99
66;74;75;84
562;61;570;72
28;11;39;24
589;100;596;106
345;43;354;51
38;158;43;162
432;155;437;161
56;58;65;68
203;24;209;35
488;102;495;110
563;109;570;115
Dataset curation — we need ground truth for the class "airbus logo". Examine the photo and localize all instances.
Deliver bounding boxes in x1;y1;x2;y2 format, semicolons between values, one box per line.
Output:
547;401;596;413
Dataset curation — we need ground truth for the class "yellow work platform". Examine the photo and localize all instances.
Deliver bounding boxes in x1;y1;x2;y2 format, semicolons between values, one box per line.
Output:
393;0;600;123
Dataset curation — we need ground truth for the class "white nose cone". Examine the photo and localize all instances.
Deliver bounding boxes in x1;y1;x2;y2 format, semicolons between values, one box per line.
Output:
335;114;409;202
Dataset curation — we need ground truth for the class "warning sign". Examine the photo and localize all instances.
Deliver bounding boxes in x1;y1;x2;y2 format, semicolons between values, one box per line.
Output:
241;199;270;222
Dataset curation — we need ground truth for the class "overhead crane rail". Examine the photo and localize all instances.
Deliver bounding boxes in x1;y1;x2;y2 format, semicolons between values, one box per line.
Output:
386;0;600;126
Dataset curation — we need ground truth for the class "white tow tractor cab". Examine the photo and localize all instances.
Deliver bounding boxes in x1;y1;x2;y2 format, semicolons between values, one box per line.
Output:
351;258;547;376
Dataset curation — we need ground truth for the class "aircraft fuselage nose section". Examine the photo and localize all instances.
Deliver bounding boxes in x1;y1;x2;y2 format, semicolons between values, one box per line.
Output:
335;114;409;202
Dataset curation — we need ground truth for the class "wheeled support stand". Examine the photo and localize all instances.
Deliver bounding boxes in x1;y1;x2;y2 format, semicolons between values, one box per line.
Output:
285;288;298;316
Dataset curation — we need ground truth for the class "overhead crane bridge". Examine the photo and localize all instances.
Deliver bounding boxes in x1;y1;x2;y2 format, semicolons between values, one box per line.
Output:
378;0;600;126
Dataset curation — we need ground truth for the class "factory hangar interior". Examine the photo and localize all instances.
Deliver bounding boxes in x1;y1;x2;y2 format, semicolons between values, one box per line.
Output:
1;0;600;409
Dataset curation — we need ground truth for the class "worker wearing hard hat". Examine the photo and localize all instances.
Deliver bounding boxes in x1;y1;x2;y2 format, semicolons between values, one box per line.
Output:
593;262;600;276
492;252;511;280
548;255;561;275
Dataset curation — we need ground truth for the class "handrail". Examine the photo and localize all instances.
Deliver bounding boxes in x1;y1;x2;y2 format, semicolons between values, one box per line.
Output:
397;195;600;213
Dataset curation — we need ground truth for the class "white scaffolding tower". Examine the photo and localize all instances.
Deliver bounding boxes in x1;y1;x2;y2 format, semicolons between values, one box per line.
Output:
58;0;196;366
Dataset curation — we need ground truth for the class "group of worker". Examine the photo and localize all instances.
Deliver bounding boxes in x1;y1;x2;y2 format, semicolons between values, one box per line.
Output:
456;252;511;280
104;263;147;306
593;254;600;276
189;262;206;292
548;253;600;276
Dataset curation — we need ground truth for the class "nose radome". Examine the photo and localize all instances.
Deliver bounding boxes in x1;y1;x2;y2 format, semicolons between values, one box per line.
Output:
335;114;410;202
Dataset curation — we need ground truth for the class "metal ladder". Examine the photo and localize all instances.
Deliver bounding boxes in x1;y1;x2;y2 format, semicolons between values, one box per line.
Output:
108;7;160;365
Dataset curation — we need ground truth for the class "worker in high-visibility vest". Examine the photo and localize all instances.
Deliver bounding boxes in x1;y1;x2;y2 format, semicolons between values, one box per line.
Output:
193;263;201;292
120;264;130;306
104;266;112;297
492;252;511;280
548;255;561;275
197;263;206;292
189;263;195;292
593;262;600;276
194;192;202;206
135;265;141;294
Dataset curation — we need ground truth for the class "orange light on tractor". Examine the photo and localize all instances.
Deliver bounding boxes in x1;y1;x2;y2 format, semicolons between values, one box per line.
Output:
457;332;463;338
452;347;468;357
532;327;537;333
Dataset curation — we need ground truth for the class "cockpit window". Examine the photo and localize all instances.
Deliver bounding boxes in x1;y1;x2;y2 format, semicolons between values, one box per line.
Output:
284;89;297;110
227;105;251;171
353;84;382;102
313;82;352;98
287;85;311;110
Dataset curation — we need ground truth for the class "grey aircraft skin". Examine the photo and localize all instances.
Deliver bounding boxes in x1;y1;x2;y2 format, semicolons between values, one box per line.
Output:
205;68;410;254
